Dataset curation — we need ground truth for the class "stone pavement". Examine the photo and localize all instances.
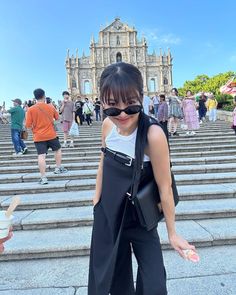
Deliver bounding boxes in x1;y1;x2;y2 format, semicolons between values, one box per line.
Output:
0;120;236;294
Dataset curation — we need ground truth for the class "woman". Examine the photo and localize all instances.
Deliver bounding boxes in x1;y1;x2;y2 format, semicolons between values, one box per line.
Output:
198;93;207;123
168;88;183;136
88;62;196;295
182;90;200;136
206;94;218;122
157;94;169;139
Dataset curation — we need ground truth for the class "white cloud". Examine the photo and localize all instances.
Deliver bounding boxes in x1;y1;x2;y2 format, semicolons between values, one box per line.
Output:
141;29;181;47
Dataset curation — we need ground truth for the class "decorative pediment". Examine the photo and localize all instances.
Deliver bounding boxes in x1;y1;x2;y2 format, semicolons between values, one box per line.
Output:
101;17;135;33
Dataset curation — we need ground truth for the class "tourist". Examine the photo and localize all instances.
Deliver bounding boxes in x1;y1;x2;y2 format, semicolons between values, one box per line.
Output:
182;90;200;136
206;94;218;122
168;88;183;136
94;98;101;121
0;230;13;254
7;98;28;156
0;105;8;124
88;62;195;295
152;92;160;118
198;92;207;123
83;97;93;126
232;100;236;135
142;95;152;115
75;97;84;125
158;94;169;138
25;88;67;185
59;91;76;147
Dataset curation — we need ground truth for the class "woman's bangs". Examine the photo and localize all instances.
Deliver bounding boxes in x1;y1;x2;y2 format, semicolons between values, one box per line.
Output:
101;73;141;105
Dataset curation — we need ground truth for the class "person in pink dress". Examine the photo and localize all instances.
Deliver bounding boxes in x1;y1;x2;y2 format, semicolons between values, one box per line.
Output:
232;98;236;135
182;90;200;136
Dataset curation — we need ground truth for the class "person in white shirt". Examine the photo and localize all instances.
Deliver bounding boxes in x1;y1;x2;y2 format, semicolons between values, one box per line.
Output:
83;98;94;126
153;92;160;118
142;95;152;115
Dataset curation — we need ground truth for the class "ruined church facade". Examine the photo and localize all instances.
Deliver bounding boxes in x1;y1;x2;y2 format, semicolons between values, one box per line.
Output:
65;18;173;98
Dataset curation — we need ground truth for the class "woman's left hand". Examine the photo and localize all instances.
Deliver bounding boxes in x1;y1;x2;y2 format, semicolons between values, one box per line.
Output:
169;233;196;259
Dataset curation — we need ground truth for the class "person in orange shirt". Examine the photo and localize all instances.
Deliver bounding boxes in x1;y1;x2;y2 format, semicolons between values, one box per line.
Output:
25;88;67;185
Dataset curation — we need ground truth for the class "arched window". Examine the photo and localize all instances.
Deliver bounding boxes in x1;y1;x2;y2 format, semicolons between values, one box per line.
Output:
116;52;122;62
116;36;120;45
163;77;168;85
72;79;77;88
84;80;91;94
149;78;156;92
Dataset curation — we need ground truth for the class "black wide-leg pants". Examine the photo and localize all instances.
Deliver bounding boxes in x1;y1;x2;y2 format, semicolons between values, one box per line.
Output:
110;224;168;295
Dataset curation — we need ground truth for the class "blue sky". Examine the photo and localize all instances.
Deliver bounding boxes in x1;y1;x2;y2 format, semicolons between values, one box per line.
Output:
0;0;235;107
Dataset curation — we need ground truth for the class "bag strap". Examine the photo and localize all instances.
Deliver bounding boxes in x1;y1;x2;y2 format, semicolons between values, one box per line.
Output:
128;113;170;201
37;105;54;127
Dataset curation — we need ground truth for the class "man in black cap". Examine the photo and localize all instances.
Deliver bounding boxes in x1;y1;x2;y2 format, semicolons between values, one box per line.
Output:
7;99;28;156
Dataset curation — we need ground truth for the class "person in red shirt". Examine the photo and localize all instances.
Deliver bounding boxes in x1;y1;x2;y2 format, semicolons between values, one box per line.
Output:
25;88;67;185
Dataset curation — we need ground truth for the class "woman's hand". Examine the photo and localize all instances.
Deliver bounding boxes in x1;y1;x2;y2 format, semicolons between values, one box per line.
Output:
169;233;196;259
0;229;13;254
93;198;100;206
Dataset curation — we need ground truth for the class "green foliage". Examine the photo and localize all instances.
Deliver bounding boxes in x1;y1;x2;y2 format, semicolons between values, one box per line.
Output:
222;104;234;111
215;94;234;104
178;71;235;96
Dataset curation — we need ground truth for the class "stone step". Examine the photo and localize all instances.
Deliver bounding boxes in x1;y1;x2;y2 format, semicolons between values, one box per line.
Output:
1;173;236;195
171;149;236;158
1;183;235;211
0;245;235;294
2;163;236;183
1;154;236;171
6;198;236;231
1;133;235;147
1;217;236;261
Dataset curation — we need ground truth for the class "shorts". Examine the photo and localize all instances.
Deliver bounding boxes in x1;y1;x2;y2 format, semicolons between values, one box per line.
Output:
63;120;72;132
34;137;61;155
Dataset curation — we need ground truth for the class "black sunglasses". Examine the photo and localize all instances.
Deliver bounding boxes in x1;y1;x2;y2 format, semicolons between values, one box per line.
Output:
103;105;142;117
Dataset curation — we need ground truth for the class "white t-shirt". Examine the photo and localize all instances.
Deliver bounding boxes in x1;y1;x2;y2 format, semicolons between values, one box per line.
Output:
153;95;160;105
143;95;151;115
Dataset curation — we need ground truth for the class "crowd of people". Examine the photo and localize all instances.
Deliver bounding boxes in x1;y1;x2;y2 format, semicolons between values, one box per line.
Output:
142;89;219;137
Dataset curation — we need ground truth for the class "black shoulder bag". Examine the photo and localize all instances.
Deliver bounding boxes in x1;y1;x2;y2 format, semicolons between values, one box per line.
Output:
128;113;179;231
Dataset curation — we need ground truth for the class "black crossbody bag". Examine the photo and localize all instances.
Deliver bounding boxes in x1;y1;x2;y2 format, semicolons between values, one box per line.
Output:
127;113;179;231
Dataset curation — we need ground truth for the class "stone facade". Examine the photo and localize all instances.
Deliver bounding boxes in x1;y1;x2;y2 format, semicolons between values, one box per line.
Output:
65;18;173;98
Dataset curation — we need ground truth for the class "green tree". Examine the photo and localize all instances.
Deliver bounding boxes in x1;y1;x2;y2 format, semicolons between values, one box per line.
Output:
178;71;235;96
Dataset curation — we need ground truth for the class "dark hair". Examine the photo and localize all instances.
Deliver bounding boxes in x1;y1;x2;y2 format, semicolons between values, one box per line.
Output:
171;88;178;95
46;97;52;104
100;62;143;105
186;90;192;95
33;88;45;100
62;91;70;96
159;94;165;100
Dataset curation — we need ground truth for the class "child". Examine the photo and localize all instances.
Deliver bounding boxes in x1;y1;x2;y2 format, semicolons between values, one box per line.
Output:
206;94;218;122
158;94;169;138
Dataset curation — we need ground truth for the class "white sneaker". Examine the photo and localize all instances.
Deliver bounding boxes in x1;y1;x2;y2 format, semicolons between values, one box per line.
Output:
199;120;203;124
22;147;28;154
62;142;68;148
54;167;68;174
38;177;48;185
185;131;190;136
190;131;196;135
69;142;74;148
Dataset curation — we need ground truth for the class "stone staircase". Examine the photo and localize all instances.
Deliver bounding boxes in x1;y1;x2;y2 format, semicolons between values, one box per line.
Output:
0;121;236;295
